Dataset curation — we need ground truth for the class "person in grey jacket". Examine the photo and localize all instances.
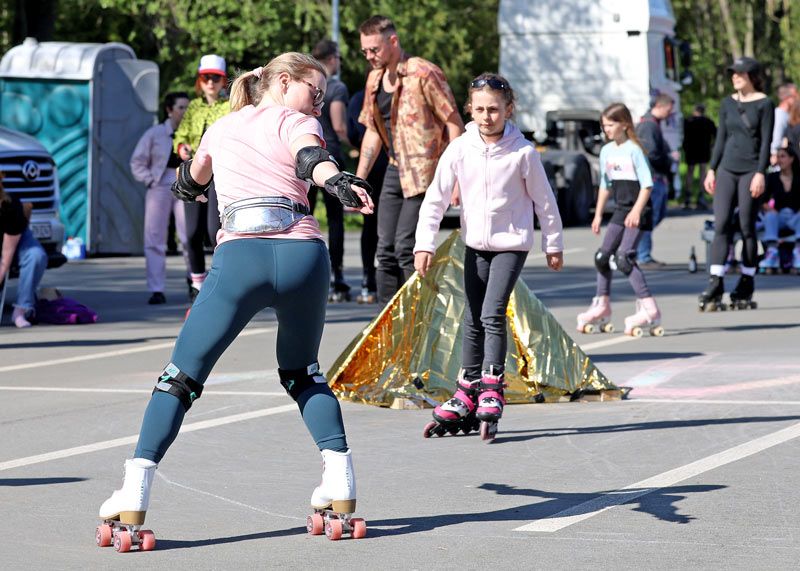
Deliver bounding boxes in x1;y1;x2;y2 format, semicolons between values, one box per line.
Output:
635;93;675;268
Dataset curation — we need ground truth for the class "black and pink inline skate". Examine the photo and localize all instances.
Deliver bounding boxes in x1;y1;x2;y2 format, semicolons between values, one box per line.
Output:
423;376;480;438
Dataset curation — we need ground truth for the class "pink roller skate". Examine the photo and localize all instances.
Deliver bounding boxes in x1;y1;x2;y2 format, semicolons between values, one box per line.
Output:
475;369;506;442
424;376;480;438
758;247;780;275
576;295;614;334
624;297;664;337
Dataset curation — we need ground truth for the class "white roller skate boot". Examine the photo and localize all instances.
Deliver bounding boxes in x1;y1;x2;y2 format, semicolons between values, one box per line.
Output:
624;297;664;337
307;449;366;540
96;458;158;552
576;295;613;334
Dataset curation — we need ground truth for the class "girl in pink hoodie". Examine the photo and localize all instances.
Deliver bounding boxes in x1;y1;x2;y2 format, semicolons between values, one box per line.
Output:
414;73;564;440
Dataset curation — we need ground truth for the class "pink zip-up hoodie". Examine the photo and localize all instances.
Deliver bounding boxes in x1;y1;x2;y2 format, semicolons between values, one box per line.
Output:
414;121;564;254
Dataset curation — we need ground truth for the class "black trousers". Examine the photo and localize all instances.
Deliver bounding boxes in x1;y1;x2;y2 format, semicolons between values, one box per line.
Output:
184;182;220;275
308;186;345;282
710;169;758;268
375;165;424;303
360;161;385;291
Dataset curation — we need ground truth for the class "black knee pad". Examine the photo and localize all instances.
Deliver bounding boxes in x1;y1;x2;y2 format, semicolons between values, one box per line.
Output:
153;363;204;411
616;253;636;275
278;362;328;400
594;249;612;272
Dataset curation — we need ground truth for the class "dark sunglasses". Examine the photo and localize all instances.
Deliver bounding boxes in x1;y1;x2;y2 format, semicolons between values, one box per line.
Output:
300;79;325;107
360;46;380;57
470;78;508;91
200;74;224;83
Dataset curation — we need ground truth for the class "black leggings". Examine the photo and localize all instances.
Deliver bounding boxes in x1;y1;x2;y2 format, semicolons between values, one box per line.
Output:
711;169;758;268
462;247;528;380
308;186;344;281
184;182;221;275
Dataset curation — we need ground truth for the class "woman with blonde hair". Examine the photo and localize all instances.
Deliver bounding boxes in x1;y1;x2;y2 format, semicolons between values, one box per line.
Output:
97;52;374;551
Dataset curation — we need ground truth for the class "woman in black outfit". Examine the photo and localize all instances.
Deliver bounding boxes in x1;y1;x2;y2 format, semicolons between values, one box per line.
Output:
700;57;774;310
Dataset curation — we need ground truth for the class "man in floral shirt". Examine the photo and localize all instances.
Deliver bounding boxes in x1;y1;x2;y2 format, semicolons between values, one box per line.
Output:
356;15;464;303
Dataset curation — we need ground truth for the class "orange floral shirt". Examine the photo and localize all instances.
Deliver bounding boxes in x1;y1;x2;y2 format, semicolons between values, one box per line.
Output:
359;55;461;197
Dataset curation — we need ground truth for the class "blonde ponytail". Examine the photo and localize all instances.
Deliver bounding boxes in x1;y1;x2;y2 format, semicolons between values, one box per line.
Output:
229;52;326;112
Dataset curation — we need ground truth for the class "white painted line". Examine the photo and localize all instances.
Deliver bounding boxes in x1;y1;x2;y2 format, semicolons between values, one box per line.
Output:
0;386;287;397
514;420;800;533
0;403;296;472
632;398;800;406
579;335;638;351
0;326;274;373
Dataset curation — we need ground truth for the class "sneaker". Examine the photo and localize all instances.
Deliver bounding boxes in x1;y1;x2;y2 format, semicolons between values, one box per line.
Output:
12;306;32;328
148;292;166;305
639;258;667;270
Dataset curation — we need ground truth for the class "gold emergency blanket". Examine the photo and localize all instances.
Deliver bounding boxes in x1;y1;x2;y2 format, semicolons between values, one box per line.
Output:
328;231;618;406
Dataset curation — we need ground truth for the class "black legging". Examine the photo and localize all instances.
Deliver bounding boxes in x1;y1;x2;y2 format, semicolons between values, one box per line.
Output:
360;163;386;291
710;169;758;268
184;182;220;274
308;186;344;282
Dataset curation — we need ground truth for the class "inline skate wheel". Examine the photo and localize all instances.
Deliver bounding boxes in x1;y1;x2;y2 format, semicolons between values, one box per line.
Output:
480;421;497;442
139;530;156;551
351;518;367;539
423;421;437;438
447;426;459;436
325;519;343;541
96;524;113;547
307;513;324;535
651;326;665;337
113;531;132;553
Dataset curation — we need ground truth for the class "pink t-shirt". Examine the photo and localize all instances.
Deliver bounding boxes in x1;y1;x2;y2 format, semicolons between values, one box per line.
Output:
194;104;325;244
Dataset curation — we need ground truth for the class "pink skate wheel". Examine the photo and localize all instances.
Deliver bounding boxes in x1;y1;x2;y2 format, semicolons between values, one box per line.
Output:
139;530;156;551
325;519;343;541
96;523;113;547
351;518;367;539
423;421;437;439
307;513;324;535
113;530;132;553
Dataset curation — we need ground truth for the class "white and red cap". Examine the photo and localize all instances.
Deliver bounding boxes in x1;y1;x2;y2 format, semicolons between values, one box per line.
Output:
198;54;226;76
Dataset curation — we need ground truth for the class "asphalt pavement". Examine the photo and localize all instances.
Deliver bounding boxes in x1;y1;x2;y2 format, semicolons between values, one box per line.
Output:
1;209;798;570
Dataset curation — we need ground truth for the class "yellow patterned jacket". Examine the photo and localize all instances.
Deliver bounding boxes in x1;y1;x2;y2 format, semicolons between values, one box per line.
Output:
173;97;231;154
359;55;461;198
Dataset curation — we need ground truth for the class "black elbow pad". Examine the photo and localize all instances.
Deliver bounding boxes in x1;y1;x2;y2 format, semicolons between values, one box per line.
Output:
295;146;338;183
171;160;212;202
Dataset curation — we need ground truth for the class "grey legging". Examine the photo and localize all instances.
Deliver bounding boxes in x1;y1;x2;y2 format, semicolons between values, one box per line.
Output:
462;247;528;381
710;169;758;267
596;222;652;298
134;237;348;463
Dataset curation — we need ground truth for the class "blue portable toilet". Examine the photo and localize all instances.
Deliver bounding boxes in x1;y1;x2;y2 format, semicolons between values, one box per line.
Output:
0;38;159;254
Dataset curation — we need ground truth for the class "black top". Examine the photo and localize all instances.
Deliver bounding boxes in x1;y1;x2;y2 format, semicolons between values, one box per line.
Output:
610;180;653;231
376;80;395;160
635;112;672;176
764;172;800;211
0;195;27;237
785;124;800;157
347;89;389;176
710;96;774;174
683;115;717;164
318;77;349;165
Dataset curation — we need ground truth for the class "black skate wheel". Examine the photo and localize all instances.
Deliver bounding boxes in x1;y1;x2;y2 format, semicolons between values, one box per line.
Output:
447;426;459;436
480;421;497;442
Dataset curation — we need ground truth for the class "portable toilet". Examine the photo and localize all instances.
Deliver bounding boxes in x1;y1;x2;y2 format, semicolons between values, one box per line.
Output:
0;38;159;254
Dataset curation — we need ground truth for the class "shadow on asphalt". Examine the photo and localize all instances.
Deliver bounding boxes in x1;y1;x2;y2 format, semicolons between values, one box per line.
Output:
670;322;800;336
154;526;307;550
492;415;800;444
0;477;87;486
590;352;704;362
366;483;724;535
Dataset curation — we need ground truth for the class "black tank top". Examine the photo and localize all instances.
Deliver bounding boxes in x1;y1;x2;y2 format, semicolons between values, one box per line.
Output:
377;80;395;160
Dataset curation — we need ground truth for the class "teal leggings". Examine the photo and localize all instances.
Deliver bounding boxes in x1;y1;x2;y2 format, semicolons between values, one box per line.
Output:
135;238;348;462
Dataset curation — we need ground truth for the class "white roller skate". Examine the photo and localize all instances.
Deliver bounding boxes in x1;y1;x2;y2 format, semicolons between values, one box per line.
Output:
758;246;780;275
307;449;366;540
624;297;664;337
576;295;614;334
96;458;158;553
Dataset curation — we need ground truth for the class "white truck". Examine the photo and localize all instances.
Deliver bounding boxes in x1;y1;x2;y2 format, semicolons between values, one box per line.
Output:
499;0;690;223
0;126;65;264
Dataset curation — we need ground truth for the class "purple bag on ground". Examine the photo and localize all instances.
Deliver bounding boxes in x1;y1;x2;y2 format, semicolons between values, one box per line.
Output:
35;297;98;324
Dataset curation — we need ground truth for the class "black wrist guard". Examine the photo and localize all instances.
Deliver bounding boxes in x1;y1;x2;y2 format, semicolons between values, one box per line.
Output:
171;160;212;202
324;172;373;208
295;146;339;183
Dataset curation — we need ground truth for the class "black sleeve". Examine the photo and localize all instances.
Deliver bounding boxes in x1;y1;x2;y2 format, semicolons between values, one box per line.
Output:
758;99;775;174
0;196;27;236
347;92;366;149
636;120;669;173
709;100;727;171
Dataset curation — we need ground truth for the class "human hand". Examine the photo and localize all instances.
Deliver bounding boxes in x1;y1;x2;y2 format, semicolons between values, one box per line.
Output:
591;214;602;235
350;184;374;214
624;209;641;228
749;172;765;198
178;144;193;161
546;252;563;271
450;182;461;207
703;170;716;195
414;251;433;277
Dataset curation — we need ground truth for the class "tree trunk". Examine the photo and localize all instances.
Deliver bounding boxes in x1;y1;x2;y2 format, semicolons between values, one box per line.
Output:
717;0;742;59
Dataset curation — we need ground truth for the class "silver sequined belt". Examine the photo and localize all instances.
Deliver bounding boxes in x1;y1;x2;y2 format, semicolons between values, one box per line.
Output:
220;196;310;234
